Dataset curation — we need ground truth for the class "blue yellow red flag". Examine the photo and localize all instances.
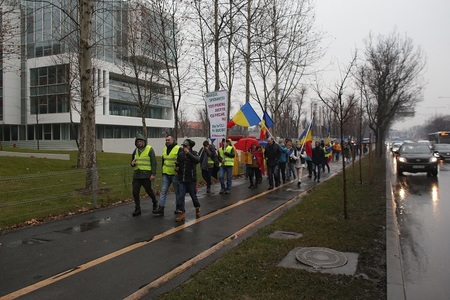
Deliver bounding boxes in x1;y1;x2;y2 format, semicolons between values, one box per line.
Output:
227;102;261;128
259;111;274;140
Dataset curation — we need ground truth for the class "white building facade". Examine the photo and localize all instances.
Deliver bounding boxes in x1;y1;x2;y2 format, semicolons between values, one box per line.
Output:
0;0;175;150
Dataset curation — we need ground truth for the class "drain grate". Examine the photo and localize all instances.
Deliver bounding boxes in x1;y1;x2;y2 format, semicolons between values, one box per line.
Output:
295;247;348;269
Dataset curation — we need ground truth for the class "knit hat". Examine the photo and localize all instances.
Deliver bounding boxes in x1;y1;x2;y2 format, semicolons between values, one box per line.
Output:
182;139;195;148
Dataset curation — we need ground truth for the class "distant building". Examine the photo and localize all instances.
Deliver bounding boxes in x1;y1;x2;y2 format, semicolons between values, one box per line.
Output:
0;0;175;150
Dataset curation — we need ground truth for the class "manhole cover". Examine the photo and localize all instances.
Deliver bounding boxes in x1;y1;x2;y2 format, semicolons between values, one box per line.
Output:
295;247;348;269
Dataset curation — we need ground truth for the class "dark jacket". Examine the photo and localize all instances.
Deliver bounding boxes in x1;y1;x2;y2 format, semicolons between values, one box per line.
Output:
199;144;218;171
312;145;325;165
177;148;200;182
264;142;281;167
131;133;157;179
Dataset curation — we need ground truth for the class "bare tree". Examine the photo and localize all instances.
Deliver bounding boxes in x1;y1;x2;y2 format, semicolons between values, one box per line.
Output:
250;0;322;136
0;0;21;69
356;30;426;157
191;0;245;125
315;54;359;220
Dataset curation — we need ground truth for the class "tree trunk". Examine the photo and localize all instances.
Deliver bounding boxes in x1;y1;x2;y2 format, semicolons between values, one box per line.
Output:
78;0;97;191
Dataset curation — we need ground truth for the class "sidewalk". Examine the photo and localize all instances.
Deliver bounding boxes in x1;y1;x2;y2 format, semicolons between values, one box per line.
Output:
0;151;70;160
386;162;407;300
0;158;398;299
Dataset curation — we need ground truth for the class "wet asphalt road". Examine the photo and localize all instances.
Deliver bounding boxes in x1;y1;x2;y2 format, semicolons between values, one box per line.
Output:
389;155;450;299
0;162;342;299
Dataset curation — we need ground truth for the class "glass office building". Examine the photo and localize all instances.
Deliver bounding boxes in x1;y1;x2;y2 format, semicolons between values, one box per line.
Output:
0;0;174;149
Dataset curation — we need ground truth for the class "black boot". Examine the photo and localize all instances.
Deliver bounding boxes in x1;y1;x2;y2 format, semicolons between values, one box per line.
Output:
152;201;158;211
153;206;164;216
132;208;141;217
248;178;254;188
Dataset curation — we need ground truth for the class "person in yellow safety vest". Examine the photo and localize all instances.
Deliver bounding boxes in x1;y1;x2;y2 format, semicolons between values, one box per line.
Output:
198;140;219;193
130;133;157;216
153;135;181;216
218;138;235;194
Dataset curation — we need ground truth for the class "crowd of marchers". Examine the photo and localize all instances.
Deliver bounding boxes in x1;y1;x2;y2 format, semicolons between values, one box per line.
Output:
129;134;364;222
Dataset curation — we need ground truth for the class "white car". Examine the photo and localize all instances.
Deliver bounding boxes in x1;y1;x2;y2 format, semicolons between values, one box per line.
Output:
391;142;403;154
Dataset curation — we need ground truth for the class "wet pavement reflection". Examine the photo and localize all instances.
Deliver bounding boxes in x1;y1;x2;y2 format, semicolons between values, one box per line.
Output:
391;159;450;299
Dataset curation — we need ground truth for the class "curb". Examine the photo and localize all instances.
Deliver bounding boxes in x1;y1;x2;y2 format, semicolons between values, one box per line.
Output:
386;170;406;299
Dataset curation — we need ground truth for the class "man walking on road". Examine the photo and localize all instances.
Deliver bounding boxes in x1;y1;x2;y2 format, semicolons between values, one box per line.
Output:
218;139;235;194
265;137;281;190
175;139;201;222
312;141;325;183
153;135;181;216
130;133;158;216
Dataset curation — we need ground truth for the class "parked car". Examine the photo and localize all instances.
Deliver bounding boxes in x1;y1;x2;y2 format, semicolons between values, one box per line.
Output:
433;144;450;162
395;142;439;176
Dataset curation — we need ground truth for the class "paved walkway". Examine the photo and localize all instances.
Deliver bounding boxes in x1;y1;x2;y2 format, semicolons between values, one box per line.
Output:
0;151;70;160
0;158;402;299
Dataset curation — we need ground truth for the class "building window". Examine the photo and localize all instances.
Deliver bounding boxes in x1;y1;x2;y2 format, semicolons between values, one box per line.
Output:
30;65;70;115
27;125;35;140
53;124;60;140
44;124;52;140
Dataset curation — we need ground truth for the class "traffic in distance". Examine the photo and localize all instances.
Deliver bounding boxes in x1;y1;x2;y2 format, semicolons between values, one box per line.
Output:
388;131;450;177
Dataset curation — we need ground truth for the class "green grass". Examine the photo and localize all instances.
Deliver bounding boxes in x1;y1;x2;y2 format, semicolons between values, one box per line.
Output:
0;147;245;231
157;157;386;300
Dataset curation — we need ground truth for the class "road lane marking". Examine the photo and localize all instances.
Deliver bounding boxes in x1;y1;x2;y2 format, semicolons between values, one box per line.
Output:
124;189;309;300
1;183;304;299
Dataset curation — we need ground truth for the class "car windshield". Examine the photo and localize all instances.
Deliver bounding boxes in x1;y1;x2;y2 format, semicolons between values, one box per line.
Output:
435;144;450;151
401;144;430;154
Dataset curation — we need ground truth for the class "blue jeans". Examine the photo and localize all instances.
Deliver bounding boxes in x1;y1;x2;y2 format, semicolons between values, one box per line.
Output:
159;174;179;208
267;164;280;187
219;165;233;191
313;163;321;181
286;162;296;180
178;181;200;213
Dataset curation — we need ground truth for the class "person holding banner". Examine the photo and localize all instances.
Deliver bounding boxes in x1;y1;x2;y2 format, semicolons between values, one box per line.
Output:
218;138;235;194
198;140;219;193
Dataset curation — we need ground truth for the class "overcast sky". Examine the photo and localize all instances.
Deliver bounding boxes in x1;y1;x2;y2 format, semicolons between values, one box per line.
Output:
314;0;450;130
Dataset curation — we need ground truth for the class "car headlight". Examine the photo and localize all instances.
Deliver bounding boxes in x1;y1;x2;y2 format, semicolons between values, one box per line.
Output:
430;157;438;163
398;157;407;163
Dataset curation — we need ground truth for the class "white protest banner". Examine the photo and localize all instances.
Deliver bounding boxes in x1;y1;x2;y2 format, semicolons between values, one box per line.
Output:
204;90;228;143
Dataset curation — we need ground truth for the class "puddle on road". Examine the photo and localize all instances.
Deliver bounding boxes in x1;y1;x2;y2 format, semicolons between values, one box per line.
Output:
4;218;112;247
58;217;112;234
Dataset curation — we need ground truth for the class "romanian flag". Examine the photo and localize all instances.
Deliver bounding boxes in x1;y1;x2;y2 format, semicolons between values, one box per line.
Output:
227;102;261;128
298;128;312;144
259;111;274;140
299;118;313;158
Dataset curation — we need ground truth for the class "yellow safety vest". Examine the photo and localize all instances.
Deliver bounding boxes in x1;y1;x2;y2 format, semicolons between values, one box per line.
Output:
324;146;332;158
134;145;152;171
219;145;234;167
162;145;181;175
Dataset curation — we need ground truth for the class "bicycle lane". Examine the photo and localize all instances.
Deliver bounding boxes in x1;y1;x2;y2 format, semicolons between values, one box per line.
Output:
0;172;326;299
0;166;339;299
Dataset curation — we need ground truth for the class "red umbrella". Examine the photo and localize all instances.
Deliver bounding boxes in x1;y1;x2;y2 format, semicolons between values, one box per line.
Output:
234;138;260;151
